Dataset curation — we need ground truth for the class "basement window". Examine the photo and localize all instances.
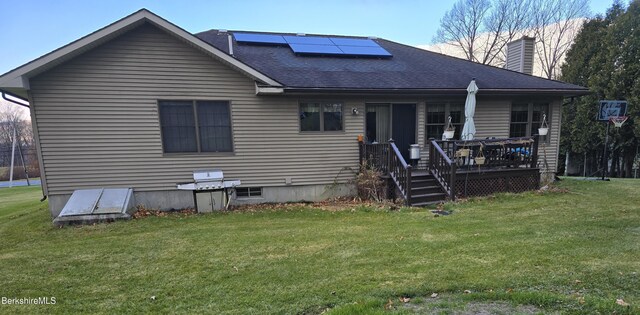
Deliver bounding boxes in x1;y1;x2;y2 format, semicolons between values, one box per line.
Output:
236;187;263;198
159;100;233;153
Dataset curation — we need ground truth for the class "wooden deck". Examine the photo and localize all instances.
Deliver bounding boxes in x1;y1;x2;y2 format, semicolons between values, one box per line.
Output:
360;137;542;205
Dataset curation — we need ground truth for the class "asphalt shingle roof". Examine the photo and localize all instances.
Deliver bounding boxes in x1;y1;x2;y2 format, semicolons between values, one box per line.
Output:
196;30;587;93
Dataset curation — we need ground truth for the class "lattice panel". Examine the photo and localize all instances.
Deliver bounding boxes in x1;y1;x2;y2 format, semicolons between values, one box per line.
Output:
455;171;540;197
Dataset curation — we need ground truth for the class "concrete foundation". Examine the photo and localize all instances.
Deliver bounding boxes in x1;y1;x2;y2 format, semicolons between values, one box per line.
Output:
48;183;355;218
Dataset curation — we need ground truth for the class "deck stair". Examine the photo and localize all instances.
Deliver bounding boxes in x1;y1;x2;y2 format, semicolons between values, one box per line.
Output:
410;173;447;206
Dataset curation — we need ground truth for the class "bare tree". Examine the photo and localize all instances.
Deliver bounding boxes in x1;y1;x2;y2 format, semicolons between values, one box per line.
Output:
0;103;31;168
434;0;532;65
434;0;491;62
480;0;533;65
433;0;589;78
531;0;590;79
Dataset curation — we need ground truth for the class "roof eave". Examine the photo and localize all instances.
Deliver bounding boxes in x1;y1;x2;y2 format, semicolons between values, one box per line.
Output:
0;9;282;91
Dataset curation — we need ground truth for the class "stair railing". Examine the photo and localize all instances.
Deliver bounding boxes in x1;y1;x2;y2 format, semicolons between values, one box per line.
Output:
428;139;456;200
388;139;412;206
359;139;412;205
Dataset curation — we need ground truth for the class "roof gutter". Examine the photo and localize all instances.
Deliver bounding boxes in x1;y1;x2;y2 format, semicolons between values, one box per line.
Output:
1;89;30;108
255;83;284;95
271;87;591;97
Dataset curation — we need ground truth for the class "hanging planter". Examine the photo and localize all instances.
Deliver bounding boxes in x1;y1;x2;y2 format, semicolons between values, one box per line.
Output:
538;113;549;136
443;116;455;140
456;148;470;157
475;144;486;165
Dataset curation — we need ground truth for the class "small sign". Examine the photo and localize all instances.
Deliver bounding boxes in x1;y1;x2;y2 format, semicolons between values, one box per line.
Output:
598;100;627;121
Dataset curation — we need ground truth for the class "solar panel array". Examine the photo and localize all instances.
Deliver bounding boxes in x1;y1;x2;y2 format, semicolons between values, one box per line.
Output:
233;32;392;57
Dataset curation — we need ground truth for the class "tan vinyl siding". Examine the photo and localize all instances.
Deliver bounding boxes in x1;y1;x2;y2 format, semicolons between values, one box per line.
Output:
473;100;511;139
30;23;362;195
416;102;426;149
545;99;562;172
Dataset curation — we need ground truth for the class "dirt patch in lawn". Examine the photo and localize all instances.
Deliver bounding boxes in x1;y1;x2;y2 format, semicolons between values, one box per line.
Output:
401;294;555;315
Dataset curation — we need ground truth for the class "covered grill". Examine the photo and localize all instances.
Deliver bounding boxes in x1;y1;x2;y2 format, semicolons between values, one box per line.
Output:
177;169;241;212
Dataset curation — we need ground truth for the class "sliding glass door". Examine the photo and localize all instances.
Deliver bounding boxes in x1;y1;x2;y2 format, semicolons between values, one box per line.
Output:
365;104;390;143
365;103;416;161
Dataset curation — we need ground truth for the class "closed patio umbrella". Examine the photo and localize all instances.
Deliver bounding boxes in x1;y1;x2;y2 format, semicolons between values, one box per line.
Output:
461;79;478;140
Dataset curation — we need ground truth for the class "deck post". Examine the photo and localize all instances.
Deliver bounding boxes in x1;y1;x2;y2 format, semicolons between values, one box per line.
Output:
358;139;363;167
406;165;412;206
531;135;539;168
428;138;435;172
387;139;394;176
450;161;457;200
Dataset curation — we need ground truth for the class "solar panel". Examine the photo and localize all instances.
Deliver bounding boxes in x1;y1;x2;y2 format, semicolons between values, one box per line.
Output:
235;32;393;57
283;35;334;45
289;44;343;55
329;37;378;47
234;33;287;44
338;45;392;57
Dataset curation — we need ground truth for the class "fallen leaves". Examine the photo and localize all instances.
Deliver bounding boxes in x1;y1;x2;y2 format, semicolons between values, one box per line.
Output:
228;196;406;213
384;299;394;310
133;205;196;219
399;296;410;303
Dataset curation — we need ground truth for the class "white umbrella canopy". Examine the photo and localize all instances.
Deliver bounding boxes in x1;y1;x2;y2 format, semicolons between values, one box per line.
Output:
461;79;478;140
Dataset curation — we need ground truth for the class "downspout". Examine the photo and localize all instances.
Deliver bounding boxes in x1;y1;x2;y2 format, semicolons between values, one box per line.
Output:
0;89;45;201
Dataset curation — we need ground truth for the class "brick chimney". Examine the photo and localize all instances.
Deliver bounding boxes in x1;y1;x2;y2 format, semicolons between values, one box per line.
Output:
506;36;535;75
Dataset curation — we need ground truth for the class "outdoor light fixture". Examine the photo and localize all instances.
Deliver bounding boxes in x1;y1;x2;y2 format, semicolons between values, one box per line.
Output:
352;107;359;115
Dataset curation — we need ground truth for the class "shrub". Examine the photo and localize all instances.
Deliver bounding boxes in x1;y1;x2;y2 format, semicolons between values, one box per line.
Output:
355;161;386;202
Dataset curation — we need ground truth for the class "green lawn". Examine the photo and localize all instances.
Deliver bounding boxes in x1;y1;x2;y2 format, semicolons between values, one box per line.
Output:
0;179;638;314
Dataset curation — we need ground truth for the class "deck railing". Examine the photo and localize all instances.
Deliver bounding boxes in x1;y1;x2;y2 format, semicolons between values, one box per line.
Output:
435;136;539;170
359;139;412;205
359;142;389;173
428;140;457;200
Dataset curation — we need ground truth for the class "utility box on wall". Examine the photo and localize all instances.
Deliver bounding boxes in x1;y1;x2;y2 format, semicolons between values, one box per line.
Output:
195;191;224;213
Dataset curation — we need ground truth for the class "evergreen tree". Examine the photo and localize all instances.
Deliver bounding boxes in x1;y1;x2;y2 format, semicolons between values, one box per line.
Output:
560;0;638;177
